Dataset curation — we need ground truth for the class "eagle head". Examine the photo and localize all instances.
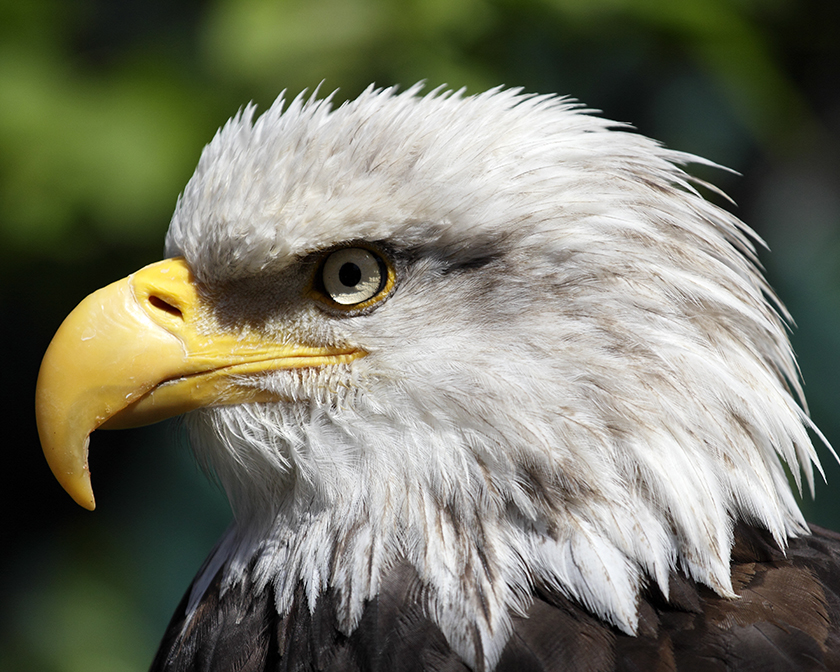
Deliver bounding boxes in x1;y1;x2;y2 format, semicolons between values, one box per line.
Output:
36;85;824;669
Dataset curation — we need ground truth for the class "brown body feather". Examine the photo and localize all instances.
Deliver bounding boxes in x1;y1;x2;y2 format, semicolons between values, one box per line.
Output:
151;524;840;672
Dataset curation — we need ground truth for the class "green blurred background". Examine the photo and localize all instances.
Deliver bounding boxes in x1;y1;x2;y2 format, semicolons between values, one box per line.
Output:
2;0;839;669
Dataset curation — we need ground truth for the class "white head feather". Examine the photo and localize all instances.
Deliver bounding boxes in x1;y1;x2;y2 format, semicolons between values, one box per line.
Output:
165;85;825;669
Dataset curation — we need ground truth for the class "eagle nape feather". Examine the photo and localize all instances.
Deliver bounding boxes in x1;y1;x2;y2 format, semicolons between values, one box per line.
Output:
35;84;840;671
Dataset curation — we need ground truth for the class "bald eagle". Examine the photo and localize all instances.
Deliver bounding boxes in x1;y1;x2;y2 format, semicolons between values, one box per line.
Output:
36;85;840;671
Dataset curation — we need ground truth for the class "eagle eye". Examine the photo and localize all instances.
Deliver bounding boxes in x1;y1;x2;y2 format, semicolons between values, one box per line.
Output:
317;246;393;308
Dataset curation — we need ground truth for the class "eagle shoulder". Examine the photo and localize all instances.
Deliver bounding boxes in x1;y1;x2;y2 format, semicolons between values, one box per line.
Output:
150;525;840;672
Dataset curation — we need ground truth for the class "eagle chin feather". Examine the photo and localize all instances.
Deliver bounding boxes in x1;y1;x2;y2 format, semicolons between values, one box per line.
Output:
146;85;834;669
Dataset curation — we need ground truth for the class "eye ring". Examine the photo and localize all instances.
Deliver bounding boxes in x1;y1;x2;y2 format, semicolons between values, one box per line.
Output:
314;246;395;310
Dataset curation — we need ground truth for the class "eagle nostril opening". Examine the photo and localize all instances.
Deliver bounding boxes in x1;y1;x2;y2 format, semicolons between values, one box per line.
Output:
148;295;183;319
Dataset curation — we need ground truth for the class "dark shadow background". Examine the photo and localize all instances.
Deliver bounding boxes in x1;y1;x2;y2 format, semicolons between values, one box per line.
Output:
2;0;839;669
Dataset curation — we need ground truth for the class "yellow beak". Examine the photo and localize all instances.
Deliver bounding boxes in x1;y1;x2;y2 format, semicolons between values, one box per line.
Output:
35;257;363;510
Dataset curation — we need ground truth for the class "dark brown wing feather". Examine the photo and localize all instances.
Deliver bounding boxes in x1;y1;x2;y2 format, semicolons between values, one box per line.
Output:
150;524;840;672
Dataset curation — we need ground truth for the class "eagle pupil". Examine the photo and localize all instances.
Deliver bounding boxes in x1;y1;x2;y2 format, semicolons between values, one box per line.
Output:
339;262;362;287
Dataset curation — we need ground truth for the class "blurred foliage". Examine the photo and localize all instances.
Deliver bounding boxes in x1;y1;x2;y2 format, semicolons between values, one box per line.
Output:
2;0;838;670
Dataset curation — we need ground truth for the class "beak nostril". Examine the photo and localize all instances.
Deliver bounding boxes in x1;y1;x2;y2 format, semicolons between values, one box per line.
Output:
149;295;183;319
